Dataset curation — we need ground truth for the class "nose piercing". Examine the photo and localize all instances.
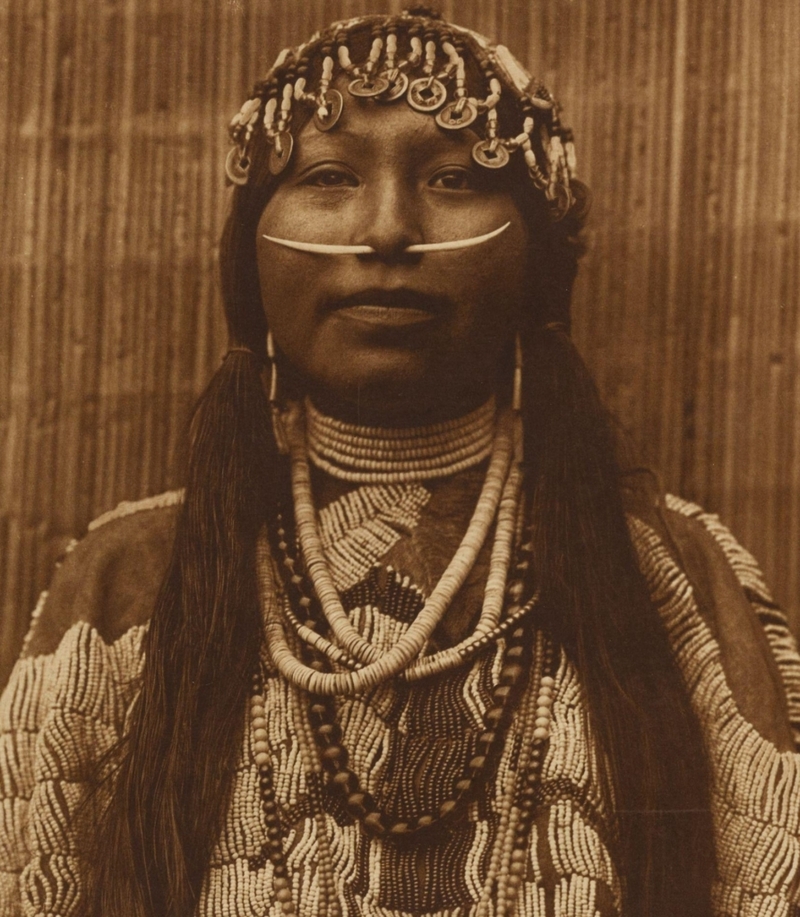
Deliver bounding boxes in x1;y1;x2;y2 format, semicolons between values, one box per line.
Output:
262;222;511;255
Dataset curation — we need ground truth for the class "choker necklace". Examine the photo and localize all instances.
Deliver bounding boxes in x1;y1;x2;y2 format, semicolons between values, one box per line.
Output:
305;395;496;483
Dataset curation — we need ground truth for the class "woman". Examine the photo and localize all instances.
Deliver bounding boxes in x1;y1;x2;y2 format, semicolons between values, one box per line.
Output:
1;9;799;917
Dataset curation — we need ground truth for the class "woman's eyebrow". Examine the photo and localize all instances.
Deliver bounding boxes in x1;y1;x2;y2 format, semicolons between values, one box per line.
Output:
294;124;474;161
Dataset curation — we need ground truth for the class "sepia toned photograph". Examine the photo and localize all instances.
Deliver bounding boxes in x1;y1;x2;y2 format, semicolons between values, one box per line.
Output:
1;1;799;914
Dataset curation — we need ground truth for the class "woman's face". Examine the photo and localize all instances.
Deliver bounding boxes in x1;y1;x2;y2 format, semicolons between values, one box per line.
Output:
257;89;531;424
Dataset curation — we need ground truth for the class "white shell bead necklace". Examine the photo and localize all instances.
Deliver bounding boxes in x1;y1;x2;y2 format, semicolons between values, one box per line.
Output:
284;404;515;682
305;395;496;483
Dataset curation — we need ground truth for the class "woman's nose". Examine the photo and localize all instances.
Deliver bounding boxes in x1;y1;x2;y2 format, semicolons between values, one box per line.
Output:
358;176;424;261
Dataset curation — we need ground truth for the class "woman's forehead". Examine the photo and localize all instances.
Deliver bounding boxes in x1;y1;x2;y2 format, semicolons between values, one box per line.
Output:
292;96;477;166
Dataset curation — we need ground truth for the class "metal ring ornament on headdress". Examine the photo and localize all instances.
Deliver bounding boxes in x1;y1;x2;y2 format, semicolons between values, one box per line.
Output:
223;12;585;224
472;140;510;169
407;77;448;111
225;147;251;186
379;72;410;103
313;89;344;131
435;100;478;130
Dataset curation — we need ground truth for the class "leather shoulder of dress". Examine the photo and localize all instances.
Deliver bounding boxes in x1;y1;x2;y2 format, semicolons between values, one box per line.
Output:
625;480;795;751
21;490;183;661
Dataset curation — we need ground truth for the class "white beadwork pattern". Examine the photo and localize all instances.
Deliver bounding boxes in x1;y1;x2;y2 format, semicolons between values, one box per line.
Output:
2;495;800;915
317;483;431;591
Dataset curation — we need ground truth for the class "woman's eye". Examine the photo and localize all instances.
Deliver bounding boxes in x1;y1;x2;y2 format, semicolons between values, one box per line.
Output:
304;167;358;188
430;168;476;191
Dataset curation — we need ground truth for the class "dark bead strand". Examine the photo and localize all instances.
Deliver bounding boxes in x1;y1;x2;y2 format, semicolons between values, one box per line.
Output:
271;513;361;670
248;667;294;914
269;507;543;839
504;633;558;905
305;613;535;840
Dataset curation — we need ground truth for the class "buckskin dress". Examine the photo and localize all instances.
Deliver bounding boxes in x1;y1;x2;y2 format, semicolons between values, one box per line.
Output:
1;471;800;916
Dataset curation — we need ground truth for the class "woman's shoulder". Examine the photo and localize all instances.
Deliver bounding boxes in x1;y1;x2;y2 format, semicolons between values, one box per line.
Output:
20;490;183;664
624;479;800;749
621;472;777;609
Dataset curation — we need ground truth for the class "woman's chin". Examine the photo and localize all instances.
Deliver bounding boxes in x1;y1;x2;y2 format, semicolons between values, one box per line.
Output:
302;359;467;426
284;319;499;424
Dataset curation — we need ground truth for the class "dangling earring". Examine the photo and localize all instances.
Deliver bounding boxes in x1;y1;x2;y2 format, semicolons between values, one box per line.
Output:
267;331;290;454
513;332;524;464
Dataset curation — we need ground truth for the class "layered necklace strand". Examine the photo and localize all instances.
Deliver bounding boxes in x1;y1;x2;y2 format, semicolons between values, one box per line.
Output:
305;395;496;483
254;397;555;916
248;636;557;917
272;405;517;694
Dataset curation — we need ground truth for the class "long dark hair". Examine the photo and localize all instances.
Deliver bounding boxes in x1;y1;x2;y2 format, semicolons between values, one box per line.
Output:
88;56;714;917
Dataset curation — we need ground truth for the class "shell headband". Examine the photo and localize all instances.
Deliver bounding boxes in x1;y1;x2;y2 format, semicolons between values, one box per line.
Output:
226;10;583;222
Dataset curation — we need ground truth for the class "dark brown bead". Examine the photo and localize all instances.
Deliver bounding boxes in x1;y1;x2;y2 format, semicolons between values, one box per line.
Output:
363;812;386;836
317;723;342;743
500;664;524;685
439;799;457;818
321;744;346;764
332;769;359;793
485;706;505;727
477;731;497;752
346;792;370;816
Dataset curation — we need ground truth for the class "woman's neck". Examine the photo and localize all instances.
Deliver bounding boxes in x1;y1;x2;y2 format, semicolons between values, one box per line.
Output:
304;382;498;429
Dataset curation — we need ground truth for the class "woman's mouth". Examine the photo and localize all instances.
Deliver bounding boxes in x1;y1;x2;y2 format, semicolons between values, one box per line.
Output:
327;289;447;327
335;304;436;326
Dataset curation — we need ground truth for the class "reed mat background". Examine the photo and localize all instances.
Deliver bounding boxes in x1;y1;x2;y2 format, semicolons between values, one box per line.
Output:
1;0;799;686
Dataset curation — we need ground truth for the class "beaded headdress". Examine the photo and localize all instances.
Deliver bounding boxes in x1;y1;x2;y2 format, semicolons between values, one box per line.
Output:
226;9;584;222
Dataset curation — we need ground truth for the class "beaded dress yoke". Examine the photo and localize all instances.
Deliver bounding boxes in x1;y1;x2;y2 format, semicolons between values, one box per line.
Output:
1;404;800;917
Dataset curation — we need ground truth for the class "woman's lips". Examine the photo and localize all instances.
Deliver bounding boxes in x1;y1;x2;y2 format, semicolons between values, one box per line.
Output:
326;288;448;328
334;304;436;326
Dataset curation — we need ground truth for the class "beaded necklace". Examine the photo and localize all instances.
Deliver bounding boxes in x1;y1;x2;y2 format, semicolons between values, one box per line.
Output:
249;632;557;917
253;398;557;915
306;395;496;483
271;405;518;694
